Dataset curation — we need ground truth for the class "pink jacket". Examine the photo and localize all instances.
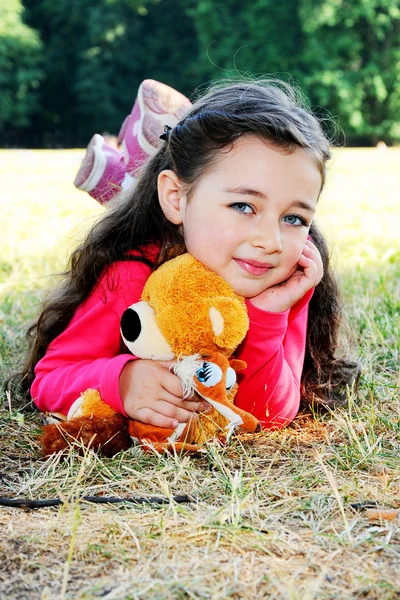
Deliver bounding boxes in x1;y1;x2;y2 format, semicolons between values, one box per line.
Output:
32;257;312;429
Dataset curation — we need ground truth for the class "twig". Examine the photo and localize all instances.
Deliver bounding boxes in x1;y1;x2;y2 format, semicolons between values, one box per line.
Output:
0;495;193;509
350;501;379;511
6;391;12;415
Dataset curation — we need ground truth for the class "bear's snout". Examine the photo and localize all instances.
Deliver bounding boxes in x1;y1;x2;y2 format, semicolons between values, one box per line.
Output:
120;301;175;360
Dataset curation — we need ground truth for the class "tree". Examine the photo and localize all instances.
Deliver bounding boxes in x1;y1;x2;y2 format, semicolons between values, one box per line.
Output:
299;0;400;144
21;0;198;147
184;0;303;83
5;0;400;146
22;0;150;146
0;0;43;138
183;0;400;144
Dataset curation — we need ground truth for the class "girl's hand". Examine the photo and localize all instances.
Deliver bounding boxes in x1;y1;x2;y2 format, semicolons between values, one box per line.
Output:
119;359;211;428
250;239;323;313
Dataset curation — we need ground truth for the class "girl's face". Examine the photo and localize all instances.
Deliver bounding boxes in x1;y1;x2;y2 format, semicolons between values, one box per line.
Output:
159;135;322;299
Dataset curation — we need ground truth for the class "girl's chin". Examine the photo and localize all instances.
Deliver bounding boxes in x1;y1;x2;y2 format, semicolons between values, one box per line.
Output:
229;282;270;299
232;273;295;298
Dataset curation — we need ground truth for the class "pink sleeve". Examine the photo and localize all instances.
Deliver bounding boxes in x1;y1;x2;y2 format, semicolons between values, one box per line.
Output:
31;260;151;416
234;289;313;429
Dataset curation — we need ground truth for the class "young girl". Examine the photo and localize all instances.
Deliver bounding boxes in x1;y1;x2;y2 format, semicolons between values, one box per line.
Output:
22;79;358;431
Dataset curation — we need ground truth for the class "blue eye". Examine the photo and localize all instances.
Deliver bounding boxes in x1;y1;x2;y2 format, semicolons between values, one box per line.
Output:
283;215;307;226
195;362;222;387
231;202;253;214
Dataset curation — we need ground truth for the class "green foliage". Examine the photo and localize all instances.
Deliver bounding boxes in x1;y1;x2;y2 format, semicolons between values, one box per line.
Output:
21;0;151;145
20;0;197;146
186;0;400;144
299;0;400;144
1;0;400;145
0;0;43;133
185;0;303;81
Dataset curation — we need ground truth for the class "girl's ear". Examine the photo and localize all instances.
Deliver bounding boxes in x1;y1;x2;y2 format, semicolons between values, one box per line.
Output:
158;169;186;225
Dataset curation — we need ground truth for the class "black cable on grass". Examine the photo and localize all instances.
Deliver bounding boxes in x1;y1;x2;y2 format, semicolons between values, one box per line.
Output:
349;501;379;511
0;495;193;509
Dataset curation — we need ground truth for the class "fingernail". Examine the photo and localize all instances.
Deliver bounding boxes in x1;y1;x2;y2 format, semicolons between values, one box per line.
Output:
172;419;179;427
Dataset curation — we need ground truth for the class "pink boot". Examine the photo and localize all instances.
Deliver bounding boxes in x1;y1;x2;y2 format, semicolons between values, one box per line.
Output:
118;79;192;172
74;134;134;205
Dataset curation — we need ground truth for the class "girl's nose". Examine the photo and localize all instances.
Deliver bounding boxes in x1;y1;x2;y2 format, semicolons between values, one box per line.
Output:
251;222;283;253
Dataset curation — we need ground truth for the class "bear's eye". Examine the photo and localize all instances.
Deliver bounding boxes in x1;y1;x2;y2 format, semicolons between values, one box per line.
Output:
225;367;236;391
195;362;222;387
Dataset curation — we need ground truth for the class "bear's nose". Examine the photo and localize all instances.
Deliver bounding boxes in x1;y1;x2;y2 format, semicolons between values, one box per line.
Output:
121;308;141;343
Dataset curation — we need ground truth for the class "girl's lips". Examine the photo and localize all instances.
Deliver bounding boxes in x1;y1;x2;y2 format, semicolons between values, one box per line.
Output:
234;258;273;276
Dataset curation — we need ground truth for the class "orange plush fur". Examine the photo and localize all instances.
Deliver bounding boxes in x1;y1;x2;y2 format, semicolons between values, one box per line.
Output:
128;350;260;452
40;390;132;457
140;253;249;357
40;255;259;456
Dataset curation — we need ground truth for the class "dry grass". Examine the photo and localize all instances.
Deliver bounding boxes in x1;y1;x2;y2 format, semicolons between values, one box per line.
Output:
1;415;399;599
0;148;399;599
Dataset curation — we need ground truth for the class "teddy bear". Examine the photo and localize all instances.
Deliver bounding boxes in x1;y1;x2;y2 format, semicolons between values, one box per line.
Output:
40;254;260;456
120;253;250;359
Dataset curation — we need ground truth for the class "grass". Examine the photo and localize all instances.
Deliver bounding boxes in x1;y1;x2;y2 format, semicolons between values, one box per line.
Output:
0;148;399;599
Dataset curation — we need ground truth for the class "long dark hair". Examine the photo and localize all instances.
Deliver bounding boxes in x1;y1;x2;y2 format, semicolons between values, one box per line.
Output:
18;79;359;408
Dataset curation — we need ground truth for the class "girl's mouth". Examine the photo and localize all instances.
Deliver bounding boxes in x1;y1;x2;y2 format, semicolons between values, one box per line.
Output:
234;258;273;276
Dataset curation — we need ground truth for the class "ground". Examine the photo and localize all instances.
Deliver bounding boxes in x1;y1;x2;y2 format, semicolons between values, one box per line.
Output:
0;148;399;599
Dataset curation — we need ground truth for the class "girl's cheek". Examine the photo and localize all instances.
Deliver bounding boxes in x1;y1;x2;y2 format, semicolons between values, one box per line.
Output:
292;245;306;267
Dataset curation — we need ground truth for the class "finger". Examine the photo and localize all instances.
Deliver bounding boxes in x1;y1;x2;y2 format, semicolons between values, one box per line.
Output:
158;367;211;411
304;239;323;263
184;397;212;413
305;238;318;250
315;257;324;284
189;392;212;413
158;390;211;413
303;242;324;283
160;368;184;398
153;400;198;423
297;253;315;269
134;407;181;429
297;254;319;284
160;367;212;411
302;243;323;264
303;241;320;258
158;360;177;370
158;361;210;412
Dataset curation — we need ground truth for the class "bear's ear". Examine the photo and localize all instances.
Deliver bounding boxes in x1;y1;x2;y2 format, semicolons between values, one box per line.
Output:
209;306;224;336
229;359;247;372
207;297;249;354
